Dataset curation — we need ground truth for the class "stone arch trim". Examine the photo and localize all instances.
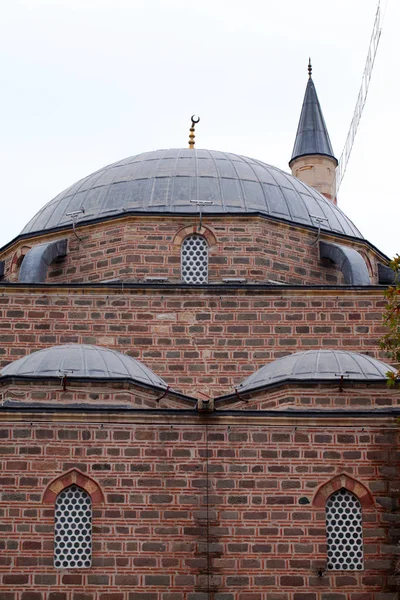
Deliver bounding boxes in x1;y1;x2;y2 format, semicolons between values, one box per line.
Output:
173;225;217;248
10;245;32;274
313;473;374;508
43;468;104;504
359;250;373;277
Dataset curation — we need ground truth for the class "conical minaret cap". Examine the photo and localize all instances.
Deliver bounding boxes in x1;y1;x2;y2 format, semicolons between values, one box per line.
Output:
290;64;337;166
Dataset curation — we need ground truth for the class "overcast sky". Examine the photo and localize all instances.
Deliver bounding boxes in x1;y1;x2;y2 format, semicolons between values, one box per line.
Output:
1;0;398;258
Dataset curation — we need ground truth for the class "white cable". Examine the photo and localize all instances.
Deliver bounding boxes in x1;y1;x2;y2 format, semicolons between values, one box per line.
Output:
336;0;383;193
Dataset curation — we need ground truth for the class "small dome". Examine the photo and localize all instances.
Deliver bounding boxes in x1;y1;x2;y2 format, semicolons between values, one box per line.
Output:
22;149;362;238
237;350;395;393
0;344;168;390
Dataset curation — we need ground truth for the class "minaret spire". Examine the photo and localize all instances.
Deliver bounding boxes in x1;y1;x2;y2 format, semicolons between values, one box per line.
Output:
289;61;338;204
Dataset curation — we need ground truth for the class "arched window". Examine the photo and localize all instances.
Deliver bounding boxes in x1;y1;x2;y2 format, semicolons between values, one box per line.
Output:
326;488;363;571
54;485;92;569
181;234;208;284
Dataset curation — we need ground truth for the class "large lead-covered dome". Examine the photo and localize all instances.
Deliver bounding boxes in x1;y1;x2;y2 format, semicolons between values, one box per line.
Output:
21;149;362;237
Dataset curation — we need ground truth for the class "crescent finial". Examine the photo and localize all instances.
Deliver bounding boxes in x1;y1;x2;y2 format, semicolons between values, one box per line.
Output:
189;115;200;149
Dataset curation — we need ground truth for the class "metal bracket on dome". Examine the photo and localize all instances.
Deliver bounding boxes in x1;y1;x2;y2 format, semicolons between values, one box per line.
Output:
335;372;350;393
190;199;213;231
319;241;371;285
58;369;76;392
0;261;4;280
66;209;85;241
155;385;170;403
377;262;397;284
234;387;248;403
310;216;329;246
19;239;68;284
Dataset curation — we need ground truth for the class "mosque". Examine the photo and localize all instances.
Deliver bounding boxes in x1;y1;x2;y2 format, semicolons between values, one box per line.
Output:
0;64;399;600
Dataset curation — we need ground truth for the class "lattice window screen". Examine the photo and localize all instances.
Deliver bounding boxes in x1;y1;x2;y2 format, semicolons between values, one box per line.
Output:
181;234;208;283
54;485;92;568
326;488;363;570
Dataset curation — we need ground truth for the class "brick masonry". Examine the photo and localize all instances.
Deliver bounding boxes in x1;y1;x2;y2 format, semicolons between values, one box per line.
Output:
0;418;399;599
0;286;390;397
0;216;383;285
0;214;397;599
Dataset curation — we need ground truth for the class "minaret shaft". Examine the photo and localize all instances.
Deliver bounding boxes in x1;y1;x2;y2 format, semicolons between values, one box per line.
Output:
290;154;337;204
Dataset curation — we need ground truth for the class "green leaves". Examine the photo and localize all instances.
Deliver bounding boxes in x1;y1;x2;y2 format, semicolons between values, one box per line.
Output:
380;254;400;385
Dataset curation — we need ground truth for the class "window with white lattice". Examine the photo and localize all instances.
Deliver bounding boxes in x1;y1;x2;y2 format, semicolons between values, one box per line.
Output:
54;485;92;569
181;234;208;283
326;488;363;571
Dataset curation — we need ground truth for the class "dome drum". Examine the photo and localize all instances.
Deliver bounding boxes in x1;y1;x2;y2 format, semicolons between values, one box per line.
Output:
6;214;376;286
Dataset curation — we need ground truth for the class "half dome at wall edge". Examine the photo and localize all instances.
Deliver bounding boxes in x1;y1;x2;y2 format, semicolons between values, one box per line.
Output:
0;344;172;393
218;349;396;398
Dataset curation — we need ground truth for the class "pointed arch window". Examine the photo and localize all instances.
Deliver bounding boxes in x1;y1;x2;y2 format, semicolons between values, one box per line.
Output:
326;488;363;571
181;234;208;284
54;485;92;569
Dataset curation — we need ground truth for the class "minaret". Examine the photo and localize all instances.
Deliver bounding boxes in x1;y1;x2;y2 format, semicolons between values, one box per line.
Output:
289;60;338;204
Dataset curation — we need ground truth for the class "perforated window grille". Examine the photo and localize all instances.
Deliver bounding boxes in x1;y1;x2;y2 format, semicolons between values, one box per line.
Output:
326;488;363;571
54;485;92;569
181;234;208;284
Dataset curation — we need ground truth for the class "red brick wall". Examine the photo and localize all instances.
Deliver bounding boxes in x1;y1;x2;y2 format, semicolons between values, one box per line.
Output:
0;417;398;599
218;384;400;411
0;216;383;285
2;381;399;412
0;215;395;599
0;380;193;410
0;287;388;396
